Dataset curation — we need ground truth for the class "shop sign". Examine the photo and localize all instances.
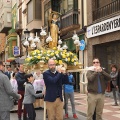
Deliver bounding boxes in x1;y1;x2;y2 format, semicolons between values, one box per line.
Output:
87;15;120;38
13;46;20;56
79;39;85;51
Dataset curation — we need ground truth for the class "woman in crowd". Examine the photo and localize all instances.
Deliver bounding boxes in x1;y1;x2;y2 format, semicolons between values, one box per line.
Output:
10;72;18;105
110;64;118;106
116;66;120;107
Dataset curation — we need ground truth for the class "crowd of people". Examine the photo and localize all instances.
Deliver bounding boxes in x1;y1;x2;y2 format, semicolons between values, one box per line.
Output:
0;58;120;120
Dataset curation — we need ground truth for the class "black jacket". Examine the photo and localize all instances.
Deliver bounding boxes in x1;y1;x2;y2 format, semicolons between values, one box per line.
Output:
43;70;69;102
15;72;26;91
117;71;120;92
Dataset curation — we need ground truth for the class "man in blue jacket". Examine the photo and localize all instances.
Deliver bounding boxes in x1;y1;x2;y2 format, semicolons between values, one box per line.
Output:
64;72;78;119
43;59;69;120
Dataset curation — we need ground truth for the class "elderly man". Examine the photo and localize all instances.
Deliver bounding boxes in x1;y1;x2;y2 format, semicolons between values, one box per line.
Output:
43;59;69;120
0;61;21;120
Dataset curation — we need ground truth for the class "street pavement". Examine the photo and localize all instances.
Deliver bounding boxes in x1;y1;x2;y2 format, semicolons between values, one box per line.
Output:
73;92;120;120
10;92;120;120
10;107;86;120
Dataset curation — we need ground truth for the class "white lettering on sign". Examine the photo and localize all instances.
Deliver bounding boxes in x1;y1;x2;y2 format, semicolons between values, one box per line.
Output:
87;15;120;38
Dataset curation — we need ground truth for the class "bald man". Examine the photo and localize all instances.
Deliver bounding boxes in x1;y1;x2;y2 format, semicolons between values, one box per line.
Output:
43;59;69;120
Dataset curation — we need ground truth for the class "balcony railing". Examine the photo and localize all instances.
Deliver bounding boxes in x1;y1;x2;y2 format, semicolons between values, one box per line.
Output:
93;0;120;21
60;9;79;29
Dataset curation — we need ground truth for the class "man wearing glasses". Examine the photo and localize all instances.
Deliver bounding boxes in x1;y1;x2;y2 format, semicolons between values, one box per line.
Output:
86;58;110;120
43;59;69;120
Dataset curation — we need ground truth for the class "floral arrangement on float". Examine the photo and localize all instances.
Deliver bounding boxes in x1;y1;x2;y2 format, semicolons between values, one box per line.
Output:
25;47;82;71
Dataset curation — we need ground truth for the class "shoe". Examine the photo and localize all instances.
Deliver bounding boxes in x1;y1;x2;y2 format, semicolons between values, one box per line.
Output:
112;103;118;106
64;114;68;119
73;114;78;119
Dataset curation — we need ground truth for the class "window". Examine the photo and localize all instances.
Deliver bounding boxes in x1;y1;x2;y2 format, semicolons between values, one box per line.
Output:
62;0;78;13
68;0;73;11
19;8;22;22
7;12;11;23
44;1;51;26
35;0;42;19
27;0;33;23
51;0;61;12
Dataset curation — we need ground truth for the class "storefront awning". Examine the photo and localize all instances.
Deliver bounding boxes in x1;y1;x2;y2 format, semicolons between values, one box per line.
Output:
6;57;16;62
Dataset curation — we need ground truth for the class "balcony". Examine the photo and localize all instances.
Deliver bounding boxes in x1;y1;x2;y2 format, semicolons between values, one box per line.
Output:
93;0;120;21
0;20;12;33
60;9;80;35
0;5;12;33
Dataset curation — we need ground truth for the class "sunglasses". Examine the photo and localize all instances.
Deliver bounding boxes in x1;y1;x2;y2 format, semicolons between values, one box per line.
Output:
93;62;99;64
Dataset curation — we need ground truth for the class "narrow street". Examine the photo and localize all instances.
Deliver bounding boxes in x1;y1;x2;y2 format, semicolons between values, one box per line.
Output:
10;109;86;120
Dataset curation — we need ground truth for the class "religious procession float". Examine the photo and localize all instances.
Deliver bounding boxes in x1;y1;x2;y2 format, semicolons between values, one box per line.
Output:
24;47;82;72
22;9;83;120
24;10;83;72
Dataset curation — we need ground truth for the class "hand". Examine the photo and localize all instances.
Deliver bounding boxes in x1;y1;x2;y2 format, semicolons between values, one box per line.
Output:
19;94;22;99
57;69;62;73
95;66;102;72
116;86;118;89
49;8;52;13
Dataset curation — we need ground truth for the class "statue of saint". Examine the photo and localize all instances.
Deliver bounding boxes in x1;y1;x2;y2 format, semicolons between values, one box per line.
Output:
48;9;60;48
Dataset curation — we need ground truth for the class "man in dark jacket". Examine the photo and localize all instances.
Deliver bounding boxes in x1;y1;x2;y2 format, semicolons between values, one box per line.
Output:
43;59;69;120
0;61;21;120
4;66;11;80
116;68;120;107
15;64;27;120
86;58;111;120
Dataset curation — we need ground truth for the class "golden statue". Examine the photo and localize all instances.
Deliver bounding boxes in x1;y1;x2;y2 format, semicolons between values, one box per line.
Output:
48;9;60;48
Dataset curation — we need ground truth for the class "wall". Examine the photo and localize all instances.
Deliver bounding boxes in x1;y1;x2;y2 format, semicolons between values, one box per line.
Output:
87;30;120;66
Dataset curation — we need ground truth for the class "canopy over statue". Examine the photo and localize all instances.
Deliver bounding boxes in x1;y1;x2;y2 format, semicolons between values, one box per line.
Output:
48;9;61;48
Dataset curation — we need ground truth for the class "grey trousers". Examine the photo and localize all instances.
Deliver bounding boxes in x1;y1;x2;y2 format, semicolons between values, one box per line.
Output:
112;88;118;104
0;111;10;120
64;92;76;114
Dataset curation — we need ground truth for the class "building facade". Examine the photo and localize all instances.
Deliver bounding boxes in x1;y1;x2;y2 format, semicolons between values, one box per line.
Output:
87;0;120;72
0;0;88;92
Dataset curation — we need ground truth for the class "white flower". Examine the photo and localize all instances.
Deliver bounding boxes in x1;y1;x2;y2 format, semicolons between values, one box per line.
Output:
47;54;50;56
65;58;68;61
53;56;56;59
